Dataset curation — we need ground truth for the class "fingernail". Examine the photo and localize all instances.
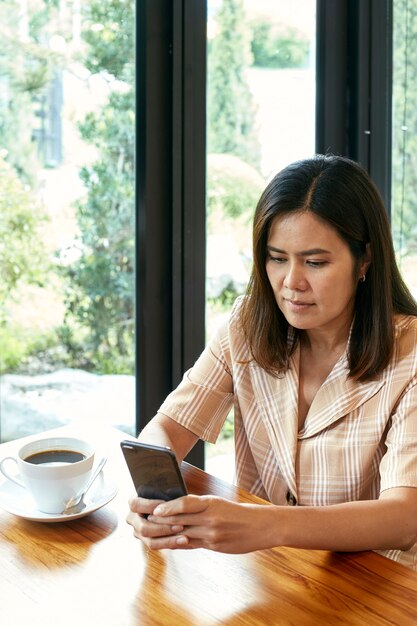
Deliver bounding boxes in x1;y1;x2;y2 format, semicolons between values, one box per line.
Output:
171;525;183;533
153;506;163;515
176;536;188;546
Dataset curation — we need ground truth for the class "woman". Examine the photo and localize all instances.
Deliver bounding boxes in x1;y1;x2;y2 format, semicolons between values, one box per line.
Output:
127;154;417;569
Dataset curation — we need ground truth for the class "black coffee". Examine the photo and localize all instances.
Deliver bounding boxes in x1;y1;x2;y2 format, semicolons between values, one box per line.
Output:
25;450;86;465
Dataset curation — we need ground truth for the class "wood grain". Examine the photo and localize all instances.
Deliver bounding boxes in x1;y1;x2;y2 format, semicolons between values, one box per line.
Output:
0;426;416;626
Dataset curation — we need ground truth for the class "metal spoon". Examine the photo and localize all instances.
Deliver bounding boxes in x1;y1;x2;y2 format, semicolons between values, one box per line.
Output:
62;457;107;515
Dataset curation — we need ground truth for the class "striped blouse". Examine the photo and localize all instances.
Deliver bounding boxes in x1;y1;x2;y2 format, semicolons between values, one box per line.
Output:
158;297;417;570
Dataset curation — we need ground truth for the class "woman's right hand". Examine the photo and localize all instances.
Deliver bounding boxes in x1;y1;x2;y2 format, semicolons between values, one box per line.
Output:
126;496;185;544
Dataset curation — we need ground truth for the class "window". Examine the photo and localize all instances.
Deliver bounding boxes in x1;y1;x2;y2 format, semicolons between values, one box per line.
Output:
205;0;316;480
0;0;136;442
392;0;417;298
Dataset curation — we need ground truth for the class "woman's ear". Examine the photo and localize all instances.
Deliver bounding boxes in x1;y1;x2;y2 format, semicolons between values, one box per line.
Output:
359;243;371;280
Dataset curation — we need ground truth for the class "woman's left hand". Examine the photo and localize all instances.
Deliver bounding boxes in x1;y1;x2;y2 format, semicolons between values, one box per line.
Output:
127;494;274;553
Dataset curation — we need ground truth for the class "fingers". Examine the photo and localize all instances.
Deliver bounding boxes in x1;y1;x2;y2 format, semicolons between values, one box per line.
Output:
126;510;179;534
128;496;162;517
126;494;212;551
152;494;210;518
126;496;187;550
144;534;191;550
128;494;209;520
126;511;190;550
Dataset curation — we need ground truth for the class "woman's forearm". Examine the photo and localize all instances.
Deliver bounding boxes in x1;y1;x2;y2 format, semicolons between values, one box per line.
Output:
138;413;199;462
267;488;417;553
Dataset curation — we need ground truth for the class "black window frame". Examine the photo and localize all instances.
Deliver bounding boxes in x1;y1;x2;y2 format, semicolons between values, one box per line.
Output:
316;0;392;210
135;0;206;467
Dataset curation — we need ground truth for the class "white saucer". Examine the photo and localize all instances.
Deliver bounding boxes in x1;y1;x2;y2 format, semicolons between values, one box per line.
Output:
0;470;118;522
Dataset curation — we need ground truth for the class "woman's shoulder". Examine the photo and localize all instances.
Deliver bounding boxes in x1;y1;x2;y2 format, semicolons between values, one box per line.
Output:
394;313;417;335
206;296;246;346
229;294;246;322
211;295;250;354
392;314;417;365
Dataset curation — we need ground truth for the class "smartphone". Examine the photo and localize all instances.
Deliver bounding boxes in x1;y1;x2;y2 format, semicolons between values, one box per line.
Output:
120;440;187;500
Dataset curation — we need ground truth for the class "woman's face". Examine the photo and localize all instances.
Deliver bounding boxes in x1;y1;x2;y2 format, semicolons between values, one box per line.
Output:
266;211;368;338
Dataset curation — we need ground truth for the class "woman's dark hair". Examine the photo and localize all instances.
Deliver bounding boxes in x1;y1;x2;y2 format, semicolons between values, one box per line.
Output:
240;154;417;381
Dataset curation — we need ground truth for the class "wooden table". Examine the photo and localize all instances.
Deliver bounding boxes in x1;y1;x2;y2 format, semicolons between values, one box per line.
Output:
1;426;417;626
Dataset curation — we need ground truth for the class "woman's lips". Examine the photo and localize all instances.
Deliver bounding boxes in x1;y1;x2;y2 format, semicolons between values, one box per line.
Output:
285;298;314;310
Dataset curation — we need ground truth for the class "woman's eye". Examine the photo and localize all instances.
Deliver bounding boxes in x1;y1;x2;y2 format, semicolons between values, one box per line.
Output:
307;260;326;268
268;255;286;263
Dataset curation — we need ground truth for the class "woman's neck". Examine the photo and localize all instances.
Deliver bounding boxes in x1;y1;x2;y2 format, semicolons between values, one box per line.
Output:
300;325;350;358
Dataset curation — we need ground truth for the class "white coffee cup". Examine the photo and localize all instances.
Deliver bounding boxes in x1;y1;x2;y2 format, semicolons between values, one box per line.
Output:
0;436;95;514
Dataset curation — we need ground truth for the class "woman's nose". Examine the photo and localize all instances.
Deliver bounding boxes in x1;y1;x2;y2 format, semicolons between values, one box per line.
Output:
283;264;306;290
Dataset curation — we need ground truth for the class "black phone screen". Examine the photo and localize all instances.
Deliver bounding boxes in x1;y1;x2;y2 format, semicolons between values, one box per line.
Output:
120;441;187;500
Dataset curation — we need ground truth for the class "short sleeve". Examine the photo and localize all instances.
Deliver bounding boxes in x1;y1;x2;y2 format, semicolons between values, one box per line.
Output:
379;377;417;492
158;316;234;443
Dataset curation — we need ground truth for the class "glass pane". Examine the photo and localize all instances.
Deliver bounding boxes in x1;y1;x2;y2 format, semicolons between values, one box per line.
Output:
0;0;136;442
392;0;417;299
205;0;316;480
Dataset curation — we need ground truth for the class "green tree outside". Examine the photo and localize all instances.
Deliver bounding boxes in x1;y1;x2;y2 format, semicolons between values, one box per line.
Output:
0;1;56;373
207;0;260;169
392;0;417;260
250;18;310;69
61;0;135;373
0;0;56;183
0;155;48;371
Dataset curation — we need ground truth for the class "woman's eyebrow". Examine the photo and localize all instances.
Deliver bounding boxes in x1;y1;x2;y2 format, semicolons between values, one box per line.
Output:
267;245;331;256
